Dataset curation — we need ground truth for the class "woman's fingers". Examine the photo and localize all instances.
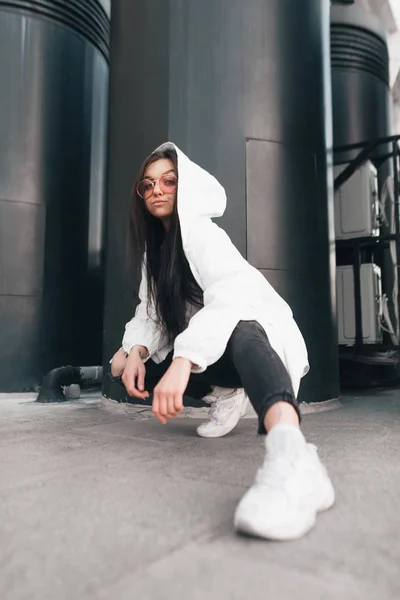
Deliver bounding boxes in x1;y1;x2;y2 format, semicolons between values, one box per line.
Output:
166;394;177;418
137;364;146;392
174;393;184;415
122;369;148;399
152;389;184;423
111;348;128;377
152;391;167;424
152;389;181;422
152;358;192;424
120;351;149;399
158;394;168;420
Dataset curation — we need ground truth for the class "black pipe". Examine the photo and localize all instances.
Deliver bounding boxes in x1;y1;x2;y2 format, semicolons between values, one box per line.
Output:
392;141;400;341
334;136;400;191
36;366;103;403
334;134;400;154
352;245;363;347
334;140;380;191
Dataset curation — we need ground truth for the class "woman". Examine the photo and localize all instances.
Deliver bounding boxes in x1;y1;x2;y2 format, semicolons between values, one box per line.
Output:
110;142;334;541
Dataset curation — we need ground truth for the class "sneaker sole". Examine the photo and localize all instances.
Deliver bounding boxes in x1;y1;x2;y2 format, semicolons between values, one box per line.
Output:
235;510;317;542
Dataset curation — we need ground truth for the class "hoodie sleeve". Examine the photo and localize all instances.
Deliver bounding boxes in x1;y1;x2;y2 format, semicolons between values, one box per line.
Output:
122;267;161;360
173;219;259;372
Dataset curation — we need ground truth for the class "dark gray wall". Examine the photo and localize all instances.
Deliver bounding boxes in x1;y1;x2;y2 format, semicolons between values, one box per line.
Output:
0;6;109;391
104;0;339;403
103;0;170;367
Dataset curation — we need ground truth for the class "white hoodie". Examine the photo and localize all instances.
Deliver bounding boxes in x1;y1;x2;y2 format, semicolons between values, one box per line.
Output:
121;143;309;397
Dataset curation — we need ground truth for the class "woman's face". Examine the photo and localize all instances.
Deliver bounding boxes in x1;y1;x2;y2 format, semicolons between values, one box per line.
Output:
138;158;177;224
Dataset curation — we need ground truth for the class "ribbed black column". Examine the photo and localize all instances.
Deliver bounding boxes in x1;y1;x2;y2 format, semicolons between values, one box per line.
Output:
331;3;391;163
0;0;110;390
0;0;110;59
331;3;395;355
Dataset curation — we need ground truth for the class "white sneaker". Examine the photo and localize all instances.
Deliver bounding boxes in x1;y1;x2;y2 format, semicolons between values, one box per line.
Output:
196;387;250;438
234;425;335;540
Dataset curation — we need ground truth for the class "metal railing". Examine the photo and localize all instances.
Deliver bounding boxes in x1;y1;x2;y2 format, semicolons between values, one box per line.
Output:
334;134;400;348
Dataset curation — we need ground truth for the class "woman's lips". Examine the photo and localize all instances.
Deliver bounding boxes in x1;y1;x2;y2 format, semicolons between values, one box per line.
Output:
152;200;168;207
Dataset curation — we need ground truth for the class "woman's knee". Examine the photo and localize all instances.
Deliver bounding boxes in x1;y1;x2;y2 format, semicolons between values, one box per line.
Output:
230;320;266;346
227;321;268;364
111;348;127;377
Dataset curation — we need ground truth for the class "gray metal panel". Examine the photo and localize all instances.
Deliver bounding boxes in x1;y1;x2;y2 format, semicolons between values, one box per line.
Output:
103;0;170;364
169;0;247;254
259;268;339;403
246;139;319;272
243;0;332;148
246;138;339;402
333;162;378;239
0;296;41;390
0;9;109;390
337;264;382;345
0;201;46;296
332;70;392;162
87;53;109;271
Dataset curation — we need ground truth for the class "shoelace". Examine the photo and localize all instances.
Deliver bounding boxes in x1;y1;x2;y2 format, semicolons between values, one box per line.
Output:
255;454;299;489
256;444;319;489
209;397;236;422
205;387;236;402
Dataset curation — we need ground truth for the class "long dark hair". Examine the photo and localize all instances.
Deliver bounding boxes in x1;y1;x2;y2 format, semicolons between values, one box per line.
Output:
128;145;203;341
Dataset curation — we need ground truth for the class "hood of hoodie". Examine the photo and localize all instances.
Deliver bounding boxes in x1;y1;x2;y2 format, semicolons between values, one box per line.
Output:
153;142;227;240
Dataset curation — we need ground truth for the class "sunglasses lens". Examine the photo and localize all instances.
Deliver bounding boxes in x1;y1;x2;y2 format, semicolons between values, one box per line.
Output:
160;175;177;192
137;175;177;198
137;180;154;199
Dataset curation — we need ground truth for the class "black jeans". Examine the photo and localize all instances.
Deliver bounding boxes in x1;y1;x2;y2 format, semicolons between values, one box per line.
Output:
145;321;300;434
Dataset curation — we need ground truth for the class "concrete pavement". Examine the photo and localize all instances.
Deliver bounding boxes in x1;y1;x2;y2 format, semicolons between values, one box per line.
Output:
1;391;399;599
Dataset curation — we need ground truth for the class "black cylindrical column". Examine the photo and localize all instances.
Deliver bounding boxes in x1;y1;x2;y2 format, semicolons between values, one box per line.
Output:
0;0;110;391
331;3;397;352
104;0;339;404
331;3;392;163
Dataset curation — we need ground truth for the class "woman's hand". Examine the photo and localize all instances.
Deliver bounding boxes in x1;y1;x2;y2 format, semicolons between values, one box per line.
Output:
121;346;149;400
111;348;128;377
152;358;192;424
